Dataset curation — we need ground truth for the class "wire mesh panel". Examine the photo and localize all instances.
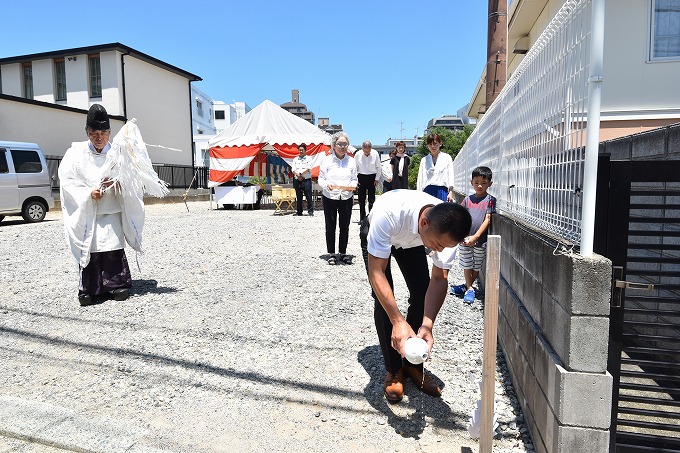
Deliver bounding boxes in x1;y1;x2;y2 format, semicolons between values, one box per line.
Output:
453;0;593;244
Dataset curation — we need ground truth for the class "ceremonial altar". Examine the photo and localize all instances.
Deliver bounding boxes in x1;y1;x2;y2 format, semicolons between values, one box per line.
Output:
214;185;259;206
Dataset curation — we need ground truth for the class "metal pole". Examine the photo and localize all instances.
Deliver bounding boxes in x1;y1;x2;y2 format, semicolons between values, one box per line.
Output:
581;0;605;255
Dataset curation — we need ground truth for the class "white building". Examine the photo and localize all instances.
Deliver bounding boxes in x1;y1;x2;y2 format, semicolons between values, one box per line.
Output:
192;85;216;136
189;89;251;167
467;0;680;141
0;43;201;166
426;115;467;133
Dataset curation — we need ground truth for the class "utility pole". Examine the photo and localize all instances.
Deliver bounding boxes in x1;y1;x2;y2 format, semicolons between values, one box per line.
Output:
396;121;405;139
486;0;507;109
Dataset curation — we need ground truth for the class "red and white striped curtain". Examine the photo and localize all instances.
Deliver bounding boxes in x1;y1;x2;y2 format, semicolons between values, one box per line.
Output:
208;143;266;187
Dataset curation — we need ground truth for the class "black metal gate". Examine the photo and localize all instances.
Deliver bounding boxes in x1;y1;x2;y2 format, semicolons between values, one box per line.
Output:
596;157;680;452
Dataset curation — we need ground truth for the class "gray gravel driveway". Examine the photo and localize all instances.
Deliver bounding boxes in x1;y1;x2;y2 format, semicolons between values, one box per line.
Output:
0;201;533;452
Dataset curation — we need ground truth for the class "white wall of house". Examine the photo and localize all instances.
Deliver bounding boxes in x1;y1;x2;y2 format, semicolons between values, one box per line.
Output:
0;98;125;158
32;59;54;102
63;54;90;109
1;63;22;97
1;47;196;166
603;0;680;116
101;50;124;116
123;56;193;166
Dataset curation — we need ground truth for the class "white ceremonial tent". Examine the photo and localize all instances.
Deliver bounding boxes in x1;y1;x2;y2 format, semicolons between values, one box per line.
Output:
208;100;332;187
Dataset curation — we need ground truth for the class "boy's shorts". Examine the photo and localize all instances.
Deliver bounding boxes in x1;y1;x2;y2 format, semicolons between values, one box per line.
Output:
459;243;487;271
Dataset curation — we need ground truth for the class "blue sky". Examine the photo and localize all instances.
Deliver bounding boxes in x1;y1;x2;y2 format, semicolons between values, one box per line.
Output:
1;1;489;145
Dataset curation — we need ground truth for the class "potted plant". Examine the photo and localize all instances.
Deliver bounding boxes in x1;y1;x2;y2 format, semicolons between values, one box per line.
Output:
247;175;267;190
247;176;267;209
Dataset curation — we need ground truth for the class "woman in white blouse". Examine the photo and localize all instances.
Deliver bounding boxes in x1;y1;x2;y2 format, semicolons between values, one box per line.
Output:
318;132;358;265
416;133;454;202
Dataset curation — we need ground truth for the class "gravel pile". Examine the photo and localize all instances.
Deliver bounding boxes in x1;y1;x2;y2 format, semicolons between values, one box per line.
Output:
0;200;534;452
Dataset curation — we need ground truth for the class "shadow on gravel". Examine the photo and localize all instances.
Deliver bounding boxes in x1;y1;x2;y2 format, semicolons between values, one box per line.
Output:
358;345;469;439
130;279;178;296
0;218;58;227
0;324;366;403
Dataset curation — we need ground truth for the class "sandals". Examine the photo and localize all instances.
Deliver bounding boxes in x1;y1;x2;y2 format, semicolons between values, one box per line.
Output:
341;254;353;265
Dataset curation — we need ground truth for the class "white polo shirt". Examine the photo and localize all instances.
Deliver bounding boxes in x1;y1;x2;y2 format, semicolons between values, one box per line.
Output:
355;149;382;177
367;189;456;269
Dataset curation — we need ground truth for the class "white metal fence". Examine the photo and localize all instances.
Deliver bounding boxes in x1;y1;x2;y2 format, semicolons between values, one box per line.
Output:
453;0;602;247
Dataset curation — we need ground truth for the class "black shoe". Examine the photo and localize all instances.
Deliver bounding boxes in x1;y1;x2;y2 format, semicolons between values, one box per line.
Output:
308;212;314;216
111;288;129;301
78;294;95;306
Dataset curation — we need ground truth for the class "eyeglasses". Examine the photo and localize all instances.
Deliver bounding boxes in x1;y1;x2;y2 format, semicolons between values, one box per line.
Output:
335;143;349;148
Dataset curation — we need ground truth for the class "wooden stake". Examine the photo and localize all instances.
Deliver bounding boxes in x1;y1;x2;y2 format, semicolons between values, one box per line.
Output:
480;235;501;453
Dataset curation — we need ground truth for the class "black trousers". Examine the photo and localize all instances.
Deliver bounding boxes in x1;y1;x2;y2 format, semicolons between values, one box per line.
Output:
293;178;313;214
360;220;430;373
357;173;377;221
322;195;353;254
79;249;132;297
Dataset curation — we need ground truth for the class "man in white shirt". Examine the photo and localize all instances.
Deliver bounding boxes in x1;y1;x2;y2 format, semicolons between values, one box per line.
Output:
291;144;314;216
354;141;382;221
359;189;471;403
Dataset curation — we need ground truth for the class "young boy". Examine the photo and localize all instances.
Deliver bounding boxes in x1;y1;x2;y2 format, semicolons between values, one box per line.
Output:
450;166;497;304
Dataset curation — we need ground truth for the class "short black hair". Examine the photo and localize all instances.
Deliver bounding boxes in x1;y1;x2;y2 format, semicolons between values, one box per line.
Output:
298;144;307;151
426;203;472;243
472;166;493;181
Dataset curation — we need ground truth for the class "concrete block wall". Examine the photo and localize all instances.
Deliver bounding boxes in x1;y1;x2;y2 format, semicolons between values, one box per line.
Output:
599;121;680;160
491;215;613;453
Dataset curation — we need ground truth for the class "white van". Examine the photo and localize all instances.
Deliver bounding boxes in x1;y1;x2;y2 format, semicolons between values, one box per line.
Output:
0;141;55;223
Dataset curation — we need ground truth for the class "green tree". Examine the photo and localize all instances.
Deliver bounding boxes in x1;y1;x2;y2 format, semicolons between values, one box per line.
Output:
408;125;474;189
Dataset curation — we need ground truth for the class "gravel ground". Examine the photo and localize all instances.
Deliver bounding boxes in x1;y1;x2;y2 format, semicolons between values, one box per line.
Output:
0;200;534;453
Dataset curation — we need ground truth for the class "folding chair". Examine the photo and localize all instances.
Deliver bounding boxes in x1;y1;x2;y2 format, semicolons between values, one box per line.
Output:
271;185;286;215
283;188;296;213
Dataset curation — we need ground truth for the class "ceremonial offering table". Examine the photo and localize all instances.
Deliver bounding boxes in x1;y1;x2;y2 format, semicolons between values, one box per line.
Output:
215;185;258;207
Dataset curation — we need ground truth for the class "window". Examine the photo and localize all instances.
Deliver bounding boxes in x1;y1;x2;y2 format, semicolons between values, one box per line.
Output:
202;149;210;167
89;54;102;97
22;63;33;99
10;149;42;173
196;99;204;117
651;0;680;60
0;150;8;173
215;110;225;120
54;59;66;101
